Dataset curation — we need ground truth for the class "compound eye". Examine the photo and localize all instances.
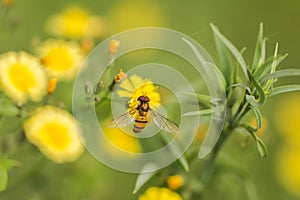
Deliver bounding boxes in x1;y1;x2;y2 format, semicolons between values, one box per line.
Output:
138;96;145;101
144;96;150;102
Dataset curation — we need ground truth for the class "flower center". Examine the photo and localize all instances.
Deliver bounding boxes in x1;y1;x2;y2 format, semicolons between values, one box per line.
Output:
42;47;73;71
39;122;71;150
8;63;36;92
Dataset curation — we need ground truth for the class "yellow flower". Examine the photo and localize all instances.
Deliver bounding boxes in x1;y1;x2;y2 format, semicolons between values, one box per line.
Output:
0;51;47;104
167;175;184;191
276;144;300;197
139;187;182;200
46;6;106;39
37;39;84;81
274;93;300;142
117;74;161;110
108;1;166;33
23;106;84;163
102;120;142;158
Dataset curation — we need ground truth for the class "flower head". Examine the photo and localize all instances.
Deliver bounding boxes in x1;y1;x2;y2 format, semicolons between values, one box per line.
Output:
139;187;182;200
117;74;160;110
0;51;47;104
23;106;84;163
276;145;300;197
274;93;300;142
102;120;142;158
37;39;84;81
46;6;106;39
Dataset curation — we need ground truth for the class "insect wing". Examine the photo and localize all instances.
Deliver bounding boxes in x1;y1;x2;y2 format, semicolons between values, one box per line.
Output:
149;109;180;134
109;111;135;128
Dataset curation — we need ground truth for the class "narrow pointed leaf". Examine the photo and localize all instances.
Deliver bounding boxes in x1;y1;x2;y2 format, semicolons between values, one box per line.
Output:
252;23;264;70
181;109;213;117
249;106;262;130
210;23;249;81
227;84;251;93
246;70;266;106
261;69;300;82
243;125;268;157
256;138;269;157
213;28;232;86
161;133;189;172
0;166;7;192
268;85;300;97
133;163;158;194
253;54;287;79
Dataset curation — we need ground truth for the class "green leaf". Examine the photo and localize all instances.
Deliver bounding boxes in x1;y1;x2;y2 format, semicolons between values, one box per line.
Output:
260;69;300;82
210;23;249;81
0;166;7;192
181;109;213;117
253;54;286;79
249;106;262;130
196;94;211;105
246;70;266;107
256;137;269;157
213;27;233;86
252;23;264;70
160;133;189;172
268;85;300;97
243;125;268;157
133;163;158;194
227;84;251;93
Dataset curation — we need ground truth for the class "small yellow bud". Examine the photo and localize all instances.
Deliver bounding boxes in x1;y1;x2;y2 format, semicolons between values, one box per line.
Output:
81;38;95;54
48;78;57;94
109;40;120;55
167;175;184;191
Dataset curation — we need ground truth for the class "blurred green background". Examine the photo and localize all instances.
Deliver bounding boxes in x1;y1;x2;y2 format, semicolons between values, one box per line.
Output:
1;0;300;199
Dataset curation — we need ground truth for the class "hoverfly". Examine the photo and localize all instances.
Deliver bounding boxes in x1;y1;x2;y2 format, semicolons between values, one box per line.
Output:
109;95;180;134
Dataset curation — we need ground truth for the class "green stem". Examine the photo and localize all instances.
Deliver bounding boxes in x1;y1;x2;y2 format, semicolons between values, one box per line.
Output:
200;128;231;185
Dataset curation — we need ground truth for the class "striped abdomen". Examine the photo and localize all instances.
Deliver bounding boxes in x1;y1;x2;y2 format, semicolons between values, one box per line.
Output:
133;114;148;133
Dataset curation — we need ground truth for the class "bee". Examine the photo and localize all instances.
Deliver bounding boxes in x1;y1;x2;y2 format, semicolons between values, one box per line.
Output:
109;95;180;134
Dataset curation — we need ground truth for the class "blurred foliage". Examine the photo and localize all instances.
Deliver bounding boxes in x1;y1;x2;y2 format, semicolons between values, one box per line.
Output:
0;0;300;200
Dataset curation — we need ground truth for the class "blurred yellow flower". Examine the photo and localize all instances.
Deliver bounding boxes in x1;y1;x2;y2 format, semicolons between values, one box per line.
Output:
117;74;161;110
0;51;47;104
274;93;300;142
108;0;166;33
139;187;182;200
167;175;184;191
102;120;142;158
37;39;84;81
276;144;300;197
23;106;84;163
46;6;106;39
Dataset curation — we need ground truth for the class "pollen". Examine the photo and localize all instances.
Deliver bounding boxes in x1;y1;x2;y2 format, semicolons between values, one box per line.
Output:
0;51;47;103
42;47;73;71
39;122;71;150
37;39;84;81
8;63;36;92
23;106;84;163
